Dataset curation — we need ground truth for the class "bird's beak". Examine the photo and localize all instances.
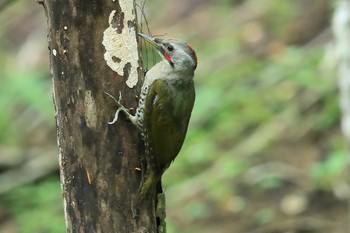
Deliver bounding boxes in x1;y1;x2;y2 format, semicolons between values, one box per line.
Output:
138;33;174;65
138;33;161;49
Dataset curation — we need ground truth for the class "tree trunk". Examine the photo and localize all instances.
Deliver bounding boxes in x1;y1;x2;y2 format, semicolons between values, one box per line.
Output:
39;0;160;232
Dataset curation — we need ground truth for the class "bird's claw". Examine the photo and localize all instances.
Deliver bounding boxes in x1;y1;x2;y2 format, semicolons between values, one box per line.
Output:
108;106;130;124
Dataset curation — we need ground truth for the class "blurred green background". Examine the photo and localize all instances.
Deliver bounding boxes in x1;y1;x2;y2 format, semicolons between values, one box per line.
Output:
0;0;347;232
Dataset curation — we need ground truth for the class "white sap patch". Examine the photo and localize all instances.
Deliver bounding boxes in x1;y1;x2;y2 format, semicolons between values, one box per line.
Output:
102;0;139;88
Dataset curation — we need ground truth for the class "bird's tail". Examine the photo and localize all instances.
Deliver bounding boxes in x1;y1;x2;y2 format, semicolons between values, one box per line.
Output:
138;171;160;206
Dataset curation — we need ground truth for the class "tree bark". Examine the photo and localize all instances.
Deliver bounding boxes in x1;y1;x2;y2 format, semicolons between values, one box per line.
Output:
40;0;160;232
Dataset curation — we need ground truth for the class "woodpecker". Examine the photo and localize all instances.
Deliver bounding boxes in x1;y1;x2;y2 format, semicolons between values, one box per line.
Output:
108;33;197;203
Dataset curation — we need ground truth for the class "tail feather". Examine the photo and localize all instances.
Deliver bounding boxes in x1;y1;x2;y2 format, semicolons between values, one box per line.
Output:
138;171;160;206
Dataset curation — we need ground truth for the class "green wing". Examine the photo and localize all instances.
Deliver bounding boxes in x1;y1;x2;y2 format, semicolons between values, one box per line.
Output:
143;79;195;171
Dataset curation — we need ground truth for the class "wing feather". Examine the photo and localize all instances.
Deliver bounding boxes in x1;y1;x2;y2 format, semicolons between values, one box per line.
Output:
143;79;195;171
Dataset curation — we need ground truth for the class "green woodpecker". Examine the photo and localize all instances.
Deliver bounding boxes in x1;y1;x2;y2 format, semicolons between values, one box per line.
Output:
108;33;197;202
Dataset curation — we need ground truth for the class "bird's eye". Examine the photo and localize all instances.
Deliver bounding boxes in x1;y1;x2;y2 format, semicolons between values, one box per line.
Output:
166;44;174;52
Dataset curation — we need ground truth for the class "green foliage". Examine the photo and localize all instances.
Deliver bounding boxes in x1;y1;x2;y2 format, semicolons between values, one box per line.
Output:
260;0;297;37
183;202;211;220
3;178;65;233
253;208;275;225
311;150;348;190
0;73;53;144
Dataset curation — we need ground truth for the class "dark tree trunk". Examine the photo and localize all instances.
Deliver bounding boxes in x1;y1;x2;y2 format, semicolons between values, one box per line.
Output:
39;0;161;232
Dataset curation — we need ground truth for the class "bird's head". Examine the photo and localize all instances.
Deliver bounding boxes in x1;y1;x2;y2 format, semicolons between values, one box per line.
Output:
138;33;197;72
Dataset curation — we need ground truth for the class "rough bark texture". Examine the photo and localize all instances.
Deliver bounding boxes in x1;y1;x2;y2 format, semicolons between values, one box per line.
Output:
40;0;159;232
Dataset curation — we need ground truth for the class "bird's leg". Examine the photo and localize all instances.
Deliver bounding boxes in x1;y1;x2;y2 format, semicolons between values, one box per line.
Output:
105;91;138;125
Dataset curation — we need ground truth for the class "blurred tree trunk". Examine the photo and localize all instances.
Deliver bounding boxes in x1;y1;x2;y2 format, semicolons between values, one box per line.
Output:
332;0;350;228
39;0;160;232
